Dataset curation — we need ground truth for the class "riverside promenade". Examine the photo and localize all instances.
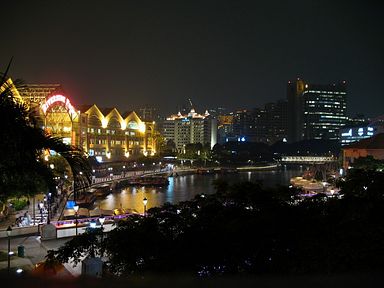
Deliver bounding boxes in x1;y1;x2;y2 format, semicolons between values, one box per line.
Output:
0;166;179;275
0;195;75;275
0;234;73;275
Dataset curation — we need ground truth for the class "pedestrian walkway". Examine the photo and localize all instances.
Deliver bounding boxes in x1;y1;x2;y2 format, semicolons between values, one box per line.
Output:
0;235;72;274
0;193;66;231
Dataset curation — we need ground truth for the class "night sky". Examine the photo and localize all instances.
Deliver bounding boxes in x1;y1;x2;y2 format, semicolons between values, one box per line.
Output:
1;0;383;117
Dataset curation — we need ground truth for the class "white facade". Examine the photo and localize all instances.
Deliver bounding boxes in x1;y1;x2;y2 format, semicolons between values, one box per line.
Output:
163;109;217;151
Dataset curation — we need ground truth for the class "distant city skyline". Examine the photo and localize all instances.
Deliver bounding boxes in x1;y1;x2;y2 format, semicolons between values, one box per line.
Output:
1;0;383;117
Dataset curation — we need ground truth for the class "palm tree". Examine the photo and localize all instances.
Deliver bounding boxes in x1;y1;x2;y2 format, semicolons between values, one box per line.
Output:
0;69;91;204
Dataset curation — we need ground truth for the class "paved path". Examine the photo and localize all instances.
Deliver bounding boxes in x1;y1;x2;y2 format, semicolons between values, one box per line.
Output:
0;235;72;274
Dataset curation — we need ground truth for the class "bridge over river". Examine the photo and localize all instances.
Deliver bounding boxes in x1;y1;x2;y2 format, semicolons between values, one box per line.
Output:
280;156;338;164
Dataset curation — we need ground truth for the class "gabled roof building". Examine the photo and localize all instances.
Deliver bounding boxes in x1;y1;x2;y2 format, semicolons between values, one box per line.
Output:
15;83;157;162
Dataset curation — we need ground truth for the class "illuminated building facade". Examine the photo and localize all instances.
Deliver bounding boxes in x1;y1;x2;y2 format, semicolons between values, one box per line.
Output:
16;83;156;162
340;116;384;145
287;79;348;142
163;109;217;152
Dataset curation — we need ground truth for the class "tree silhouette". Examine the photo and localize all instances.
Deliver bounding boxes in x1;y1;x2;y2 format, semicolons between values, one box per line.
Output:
0;72;91;202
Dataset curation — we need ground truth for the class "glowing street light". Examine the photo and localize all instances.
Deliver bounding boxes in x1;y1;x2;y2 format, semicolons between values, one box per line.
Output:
7;226;12;274
47;192;52;224
99;215;106;257
99;215;105;230
39;201;44;223
74;204;79;235
143;197;148;216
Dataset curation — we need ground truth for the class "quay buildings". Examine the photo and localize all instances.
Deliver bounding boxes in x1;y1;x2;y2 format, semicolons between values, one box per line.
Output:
13;82;157;162
5;77;353;160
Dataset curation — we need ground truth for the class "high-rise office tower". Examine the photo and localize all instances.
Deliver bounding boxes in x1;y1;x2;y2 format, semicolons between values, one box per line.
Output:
287;79;347;142
263;100;288;143
232;110;255;141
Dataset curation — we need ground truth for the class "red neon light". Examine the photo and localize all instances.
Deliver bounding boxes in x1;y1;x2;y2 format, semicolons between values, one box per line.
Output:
41;94;77;117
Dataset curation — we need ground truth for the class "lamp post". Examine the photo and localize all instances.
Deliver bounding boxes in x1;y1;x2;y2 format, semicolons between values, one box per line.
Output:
322;181;327;193
99;215;105;231
47;192;52;224
7;226;12;275
33;196;35;226
143;197;148;216
99;215;105;257
74;205;79;235
39;201;44;223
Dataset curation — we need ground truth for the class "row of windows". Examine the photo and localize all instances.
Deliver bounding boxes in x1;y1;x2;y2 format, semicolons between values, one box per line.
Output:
89;139;142;146
87;127;138;136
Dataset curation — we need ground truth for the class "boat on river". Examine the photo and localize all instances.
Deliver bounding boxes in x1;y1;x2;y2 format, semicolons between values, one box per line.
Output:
76;192;97;208
127;176;169;186
196;168;215;175
220;167;238;174
93;183;111;197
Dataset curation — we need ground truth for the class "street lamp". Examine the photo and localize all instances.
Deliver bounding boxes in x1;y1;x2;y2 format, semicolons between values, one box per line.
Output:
322;181;327;193
99;215;106;257
143;197;148;216
99;215;105;230
39;201;44;223
7;226;12;274
74;204;79;235
47;192;52;224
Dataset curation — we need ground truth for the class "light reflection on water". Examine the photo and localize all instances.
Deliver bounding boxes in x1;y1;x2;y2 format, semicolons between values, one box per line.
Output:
95;168;303;212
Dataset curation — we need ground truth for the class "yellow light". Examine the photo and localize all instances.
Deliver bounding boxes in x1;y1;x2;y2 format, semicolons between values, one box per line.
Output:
102;118;108;128
125;151;130;158
139;123;146;133
106;151;111;159
121;120;127;130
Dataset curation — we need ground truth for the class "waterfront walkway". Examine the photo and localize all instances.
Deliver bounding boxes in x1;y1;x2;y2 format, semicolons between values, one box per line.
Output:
0;234;73;275
0;164;277;232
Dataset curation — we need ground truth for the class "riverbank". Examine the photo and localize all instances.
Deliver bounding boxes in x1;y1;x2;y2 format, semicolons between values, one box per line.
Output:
91;163;280;189
1;163;283;232
94;167;302;213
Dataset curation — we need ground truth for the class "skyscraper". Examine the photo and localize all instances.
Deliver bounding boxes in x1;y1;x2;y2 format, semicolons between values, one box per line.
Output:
263;100;288;143
287;79;347;142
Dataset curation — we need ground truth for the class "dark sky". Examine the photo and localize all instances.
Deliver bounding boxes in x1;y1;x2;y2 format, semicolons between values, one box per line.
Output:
1;0;383;117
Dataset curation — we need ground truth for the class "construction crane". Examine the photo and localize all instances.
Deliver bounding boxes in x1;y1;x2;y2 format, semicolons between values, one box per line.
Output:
188;98;193;108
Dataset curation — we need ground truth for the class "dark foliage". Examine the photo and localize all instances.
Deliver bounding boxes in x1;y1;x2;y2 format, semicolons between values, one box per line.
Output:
0;73;92;200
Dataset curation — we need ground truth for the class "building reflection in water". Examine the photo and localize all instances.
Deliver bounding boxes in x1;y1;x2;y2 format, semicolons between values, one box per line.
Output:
95;169;302;212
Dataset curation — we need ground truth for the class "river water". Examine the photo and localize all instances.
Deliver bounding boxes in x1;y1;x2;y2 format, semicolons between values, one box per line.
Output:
95;167;304;213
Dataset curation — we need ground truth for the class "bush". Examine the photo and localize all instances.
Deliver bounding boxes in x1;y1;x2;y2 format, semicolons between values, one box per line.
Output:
10;199;28;211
